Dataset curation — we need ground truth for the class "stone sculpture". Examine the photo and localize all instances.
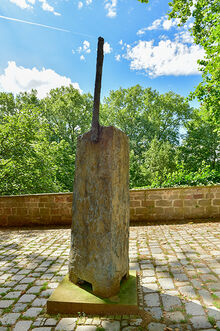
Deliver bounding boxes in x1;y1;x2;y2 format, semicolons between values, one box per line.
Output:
69;37;130;298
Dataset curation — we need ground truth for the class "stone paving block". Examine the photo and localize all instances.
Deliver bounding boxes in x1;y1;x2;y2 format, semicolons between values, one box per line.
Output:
207;307;220;320
179;286;197;299
55;318;77;330
142;270;155;277
75;326;97;331
207;283;220;291
165;311;185;322
148;322;166;331
32;298;47;307
44;318;57;326
198;289;214;306
40;289;53;297
201;274;219;282
190;316;212;328
144;307;163;319
185;301;205;315
14;284;29;291
0;300;14;308
121;327;137;331
144;293;160;307
18;294;36;303
0;287;10;294
14;320;33;331
32;317;45;327
20;277;36;284
4;291;22;299
173;273;189;281
32;328;52;330
142;276;157;283
0;312;20;325
12;303;28;312
11;275;25;281
158;278;175;290
101;320;120;330
161;294;182;311
27;286;42;294
142;283;159;293
24;307;43;317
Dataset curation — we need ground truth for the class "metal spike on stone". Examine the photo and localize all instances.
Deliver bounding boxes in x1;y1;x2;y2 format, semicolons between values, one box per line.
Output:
91;36;104;143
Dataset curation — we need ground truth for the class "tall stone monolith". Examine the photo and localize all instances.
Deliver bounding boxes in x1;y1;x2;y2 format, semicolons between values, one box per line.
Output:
69;125;129;298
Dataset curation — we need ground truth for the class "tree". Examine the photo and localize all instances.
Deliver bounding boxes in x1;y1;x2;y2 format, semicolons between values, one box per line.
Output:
140;137;179;186
42;85;93;152
180;109;220;172
0;103;63;195
101;85;193;187
0;87;92;195
138;0;220;124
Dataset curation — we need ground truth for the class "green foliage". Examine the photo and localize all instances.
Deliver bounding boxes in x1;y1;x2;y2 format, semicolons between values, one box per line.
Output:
180;108;219;172
0;86;92;195
138;0;220;125
135;163;219;189
140;137;179;186
0;105;63;195
168;0;220;124
101;85;193;187
0;84;219;195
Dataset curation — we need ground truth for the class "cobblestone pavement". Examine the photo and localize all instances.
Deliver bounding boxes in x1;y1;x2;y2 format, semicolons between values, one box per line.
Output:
0;222;220;331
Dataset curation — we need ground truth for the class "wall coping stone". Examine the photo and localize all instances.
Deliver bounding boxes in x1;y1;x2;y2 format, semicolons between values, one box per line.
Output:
0;184;219;198
130;184;220;192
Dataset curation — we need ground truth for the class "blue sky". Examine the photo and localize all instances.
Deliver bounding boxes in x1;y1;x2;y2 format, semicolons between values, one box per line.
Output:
0;0;204;106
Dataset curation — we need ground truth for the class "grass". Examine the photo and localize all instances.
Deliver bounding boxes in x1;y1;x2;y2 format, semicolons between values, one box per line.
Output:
208;315;216;327
20;315;35;321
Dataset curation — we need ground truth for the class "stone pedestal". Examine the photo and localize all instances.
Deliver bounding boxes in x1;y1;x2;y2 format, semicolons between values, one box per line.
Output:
69;126;129;298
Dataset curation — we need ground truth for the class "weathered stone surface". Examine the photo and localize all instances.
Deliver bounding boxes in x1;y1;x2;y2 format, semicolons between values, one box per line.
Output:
69;126;129;298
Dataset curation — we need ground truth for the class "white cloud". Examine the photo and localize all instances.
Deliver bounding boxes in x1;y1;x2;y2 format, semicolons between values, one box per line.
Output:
0;61;81;98
104;42;112;54
119;40;123;45
9;0;32;9
39;0;60;15
75;40;91;59
137;28;147;36
145;15;180;31
86;0;92;4
104;0;117;18
175;30;194;44
125;39;204;77
147;18;162;31
115;54;121;61
83;40;91;53
78;1;83;9
10;0;60;15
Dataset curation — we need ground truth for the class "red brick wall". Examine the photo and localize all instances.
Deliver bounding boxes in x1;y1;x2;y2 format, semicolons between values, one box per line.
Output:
0;185;219;227
0;193;72;227
130;185;220;222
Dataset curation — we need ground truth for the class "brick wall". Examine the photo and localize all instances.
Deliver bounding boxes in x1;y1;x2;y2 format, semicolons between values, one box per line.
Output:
130;185;220;222
0;185;219;227
0;193;72;227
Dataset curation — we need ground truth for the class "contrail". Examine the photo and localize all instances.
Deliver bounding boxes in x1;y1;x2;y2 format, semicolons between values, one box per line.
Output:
0;15;95;38
0;15;70;32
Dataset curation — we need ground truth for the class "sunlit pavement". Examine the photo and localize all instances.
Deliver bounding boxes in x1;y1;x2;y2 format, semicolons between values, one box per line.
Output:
0;222;220;330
